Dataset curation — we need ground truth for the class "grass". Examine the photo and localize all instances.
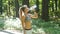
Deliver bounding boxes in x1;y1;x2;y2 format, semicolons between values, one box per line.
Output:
32;18;60;34
44;27;60;34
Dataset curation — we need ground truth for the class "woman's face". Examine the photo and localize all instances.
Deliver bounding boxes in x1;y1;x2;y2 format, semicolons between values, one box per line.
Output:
24;7;29;13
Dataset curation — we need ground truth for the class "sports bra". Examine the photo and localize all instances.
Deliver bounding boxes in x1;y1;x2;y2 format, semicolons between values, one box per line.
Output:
25;14;31;21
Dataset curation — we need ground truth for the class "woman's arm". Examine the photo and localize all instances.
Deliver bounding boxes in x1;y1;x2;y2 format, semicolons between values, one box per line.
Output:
30;11;38;18
21;16;25;29
19;11;25;29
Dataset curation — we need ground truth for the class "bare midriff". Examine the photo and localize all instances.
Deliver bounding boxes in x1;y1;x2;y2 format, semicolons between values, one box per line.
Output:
25;21;31;29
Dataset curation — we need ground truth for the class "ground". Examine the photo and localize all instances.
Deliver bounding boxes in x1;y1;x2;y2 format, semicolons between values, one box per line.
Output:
0;29;23;34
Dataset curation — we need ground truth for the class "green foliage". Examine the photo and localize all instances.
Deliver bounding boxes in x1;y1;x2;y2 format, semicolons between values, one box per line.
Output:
0;17;4;29
54;11;60;18
32;18;60;34
44;27;60;34
32;19;56;28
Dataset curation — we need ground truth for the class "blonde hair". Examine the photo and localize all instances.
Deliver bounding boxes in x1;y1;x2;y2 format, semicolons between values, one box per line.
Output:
19;5;27;19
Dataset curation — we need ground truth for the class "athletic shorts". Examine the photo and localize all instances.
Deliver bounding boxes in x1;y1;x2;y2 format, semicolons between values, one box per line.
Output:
25;30;32;34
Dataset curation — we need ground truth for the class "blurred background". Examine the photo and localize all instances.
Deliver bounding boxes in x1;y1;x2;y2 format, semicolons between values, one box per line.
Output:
0;0;60;34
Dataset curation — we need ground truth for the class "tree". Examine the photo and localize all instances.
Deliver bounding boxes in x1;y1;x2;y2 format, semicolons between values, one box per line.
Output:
15;0;19;17
8;1;11;16
36;0;39;12
52;0;54;12
0;0;2;14
59;0;60;10
54;0;58;18
55;0;57;11
36;0;40;17
42;0;50;21
22;0;29;7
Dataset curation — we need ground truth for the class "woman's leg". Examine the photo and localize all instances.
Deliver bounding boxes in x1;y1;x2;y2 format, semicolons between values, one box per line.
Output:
24;29;26;34
25;30;32;34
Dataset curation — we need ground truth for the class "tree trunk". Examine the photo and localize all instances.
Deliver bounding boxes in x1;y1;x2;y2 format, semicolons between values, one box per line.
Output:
36;0;40;17
52;0;54;12
36;0;39;13
55;0;57;11
0;0;2;15
8;1;11;16
59;0;60;10
42;0;50;21
15;0;19;17
54;0;58;17
22;0;29;7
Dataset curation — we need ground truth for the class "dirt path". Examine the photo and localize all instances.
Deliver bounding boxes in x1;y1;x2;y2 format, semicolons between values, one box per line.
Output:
0;29;23;34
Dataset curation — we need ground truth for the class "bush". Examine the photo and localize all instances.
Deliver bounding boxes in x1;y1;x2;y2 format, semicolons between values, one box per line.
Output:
32;18;60;34
0;17;5;29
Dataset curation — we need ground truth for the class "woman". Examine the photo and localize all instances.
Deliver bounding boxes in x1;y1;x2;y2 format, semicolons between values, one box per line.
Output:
19;5;38;34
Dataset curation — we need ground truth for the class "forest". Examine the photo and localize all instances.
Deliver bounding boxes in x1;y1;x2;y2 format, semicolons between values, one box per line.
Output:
0;0;60;34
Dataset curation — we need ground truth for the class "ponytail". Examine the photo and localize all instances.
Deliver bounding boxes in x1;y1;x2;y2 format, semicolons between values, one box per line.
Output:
19;7;22;20
19;7;25;20
19;5;27;20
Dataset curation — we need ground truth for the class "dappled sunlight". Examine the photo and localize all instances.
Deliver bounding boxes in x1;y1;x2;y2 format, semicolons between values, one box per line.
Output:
0;30;23;34
0;16;23;34
4;16;23;30
37;28;46;34
32;28;46;34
